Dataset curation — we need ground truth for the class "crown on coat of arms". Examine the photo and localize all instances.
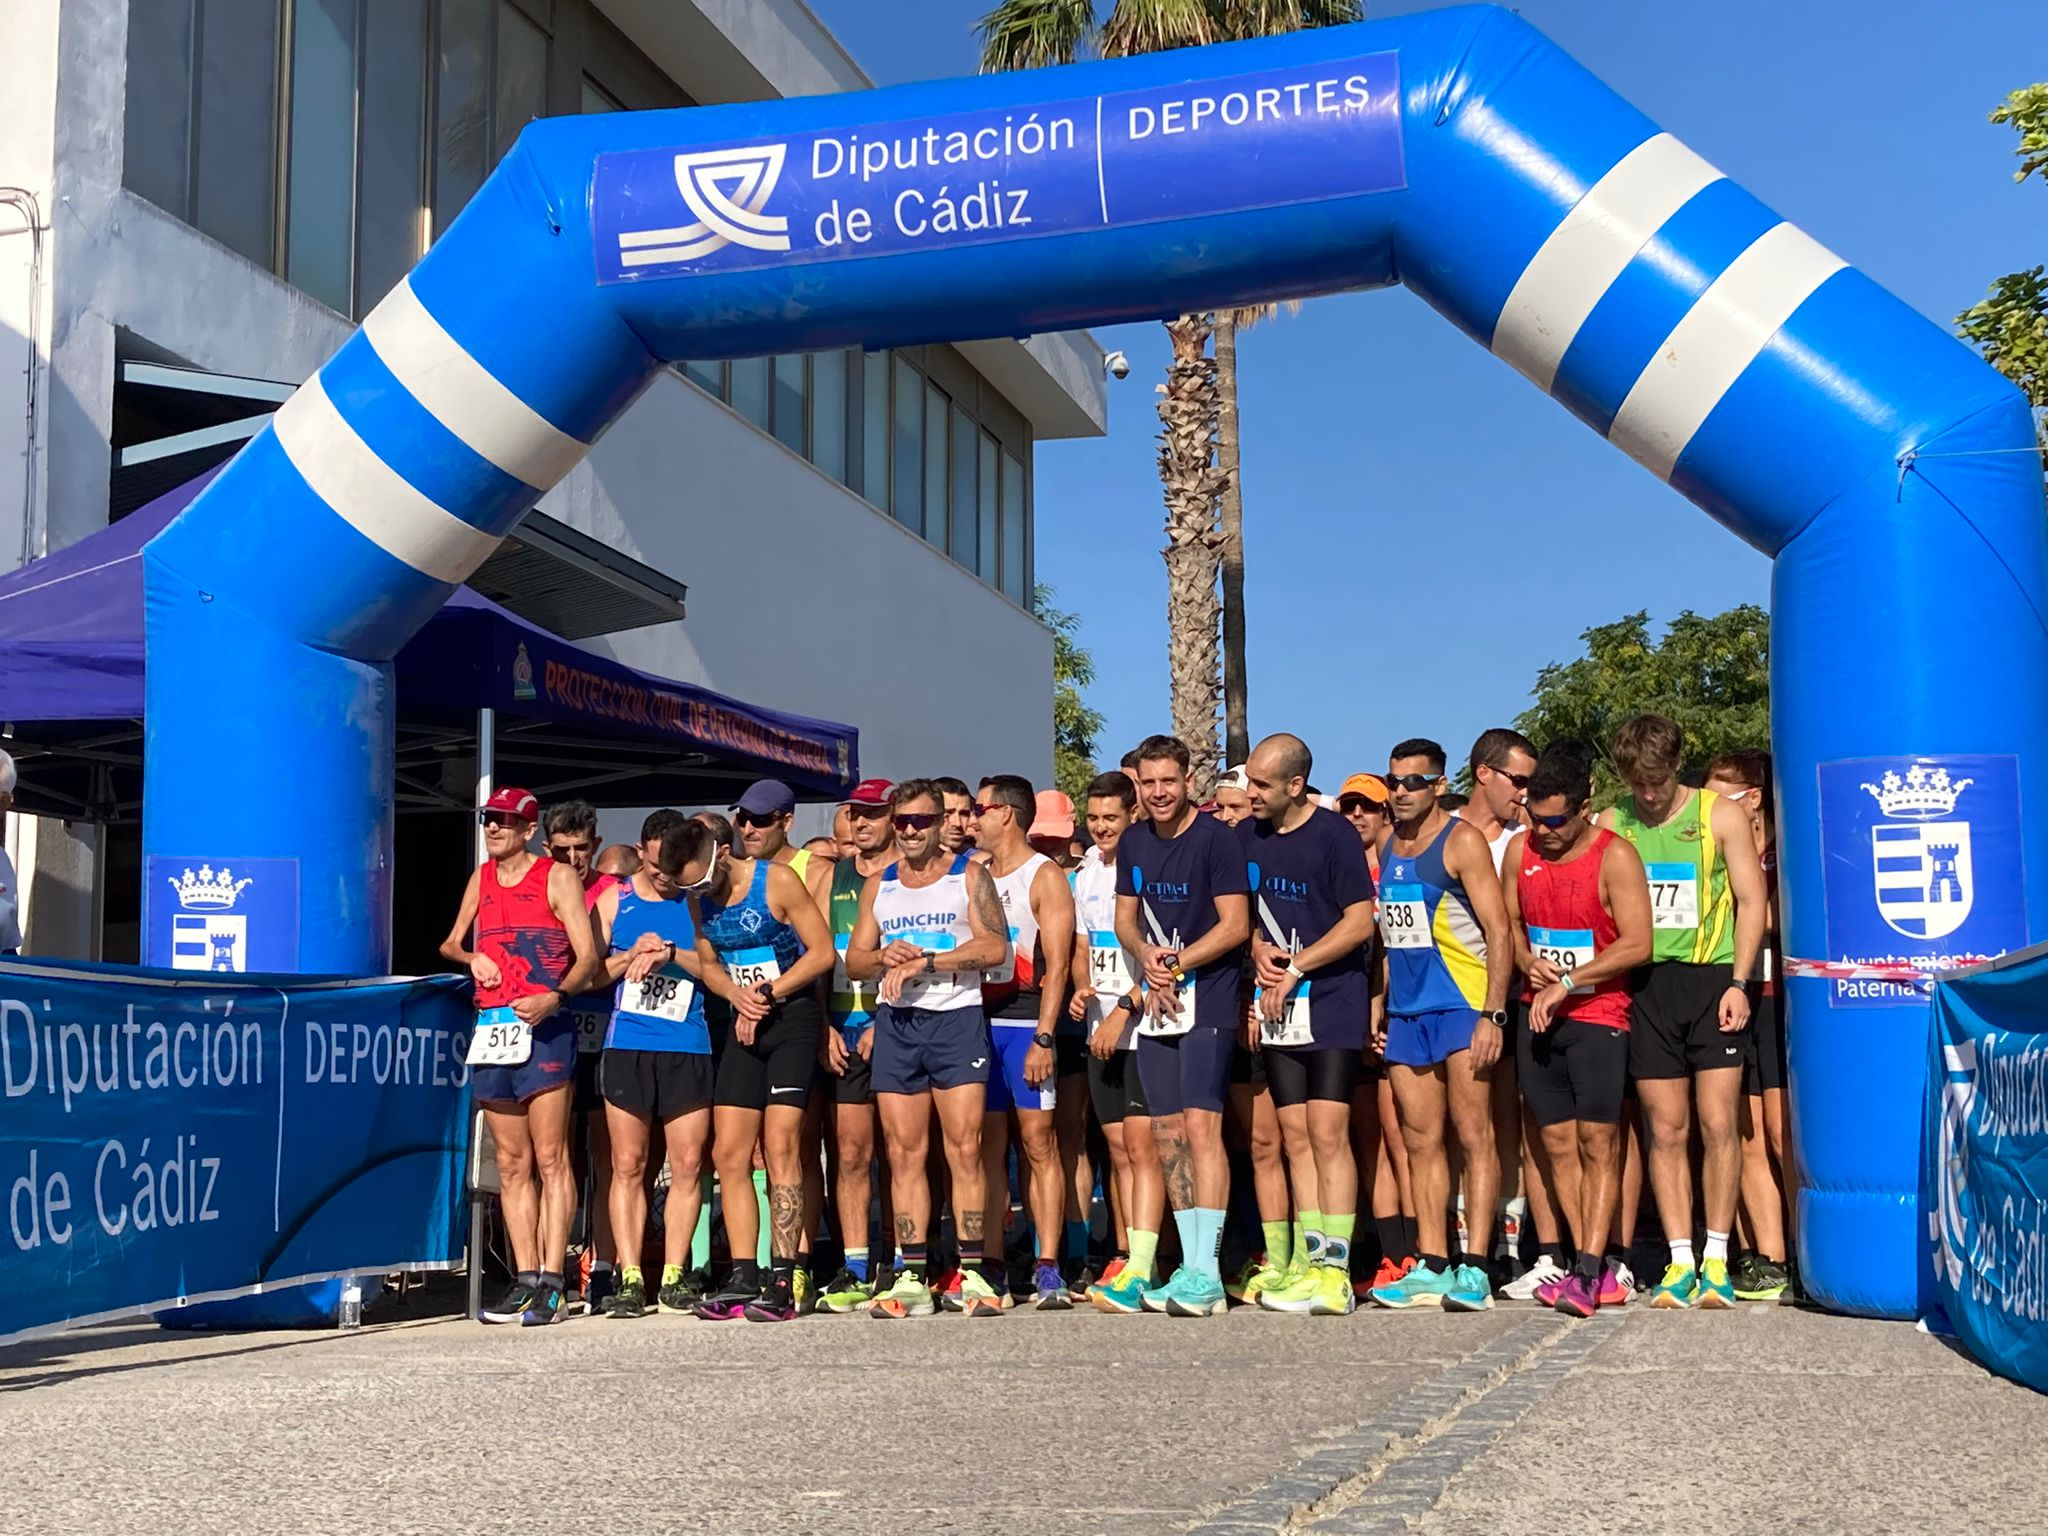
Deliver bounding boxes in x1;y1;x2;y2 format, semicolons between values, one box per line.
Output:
168;865;253;910
1862;765;1971;821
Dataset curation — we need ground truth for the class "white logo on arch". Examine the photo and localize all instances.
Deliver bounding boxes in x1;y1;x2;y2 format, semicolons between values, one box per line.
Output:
617;145;792;267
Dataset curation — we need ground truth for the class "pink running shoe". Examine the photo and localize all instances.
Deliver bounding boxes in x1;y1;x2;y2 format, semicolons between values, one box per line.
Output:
1597;1261;1634;1307
1554;1272;1599;1318
1534;1273;1566;1307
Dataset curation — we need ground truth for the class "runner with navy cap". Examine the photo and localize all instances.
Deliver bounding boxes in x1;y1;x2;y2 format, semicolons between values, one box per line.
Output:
733;778;835;910
818;778;901;1314
440;787;601;1326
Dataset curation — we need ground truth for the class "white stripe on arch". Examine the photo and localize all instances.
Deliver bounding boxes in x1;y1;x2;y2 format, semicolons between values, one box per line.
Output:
1607;221;1847;481
1492;133;1726;394
360;277;589;491
271;372;503;585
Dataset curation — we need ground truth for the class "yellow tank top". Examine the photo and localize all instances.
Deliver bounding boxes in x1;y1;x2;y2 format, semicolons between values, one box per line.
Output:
1608;788;1734;965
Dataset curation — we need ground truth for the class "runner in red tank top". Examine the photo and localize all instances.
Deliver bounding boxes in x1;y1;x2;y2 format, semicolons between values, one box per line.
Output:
1501;744;1653;1319
440;786;599;1327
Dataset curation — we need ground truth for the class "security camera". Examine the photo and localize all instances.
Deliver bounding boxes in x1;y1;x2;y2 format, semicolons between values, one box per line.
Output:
1104;350;1131;380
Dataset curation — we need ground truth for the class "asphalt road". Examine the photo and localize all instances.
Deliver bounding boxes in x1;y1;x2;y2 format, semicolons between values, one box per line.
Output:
2;1291;2041;1535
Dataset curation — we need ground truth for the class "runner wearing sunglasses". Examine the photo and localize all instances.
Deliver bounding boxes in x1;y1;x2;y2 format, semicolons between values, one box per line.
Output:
1368;740;1514;1313
691;823;838;1323
844;779;1011;1318
439;787;602;1326
731;779;836;911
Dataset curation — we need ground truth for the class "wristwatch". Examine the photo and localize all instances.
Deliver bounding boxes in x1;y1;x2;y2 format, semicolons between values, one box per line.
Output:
1481;1009;1510;1027
1284;961;1306;983
1032;1030;1056;1049
922;952;936;975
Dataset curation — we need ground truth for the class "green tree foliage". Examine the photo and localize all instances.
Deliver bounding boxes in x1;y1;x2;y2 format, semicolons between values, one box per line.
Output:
1512;606;1770;803
1956;85;2048;457
1036;584;1107;802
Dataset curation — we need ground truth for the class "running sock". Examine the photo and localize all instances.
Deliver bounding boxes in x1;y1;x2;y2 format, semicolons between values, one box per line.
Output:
691;1176;712;1270
516;1269;540;1288
845;1248;871;1284
1540;1243;1568;1268
1300;1210;1326;1268
1575;1250;1603;1281
1703;1230;1730;1264
540;1270;564;1295
1400;1216;1420;1260
1128;1228;1160;1284
1171;1209;1203;1279
661;1263;683;1287
1263;1219;1293;1271
899;1242;927;1280
1419;1252;1450;1275
1193;1207;1227;1281
752;1170;772;1268
1289;1217;1307;1267
1669;1238;1696;1270
1065;1220;1092;1265
621;1265;642;1288
1322;1213;1354;1270
1375;1214;1407;1262
592;1259;613;1276
772;1257;796;1291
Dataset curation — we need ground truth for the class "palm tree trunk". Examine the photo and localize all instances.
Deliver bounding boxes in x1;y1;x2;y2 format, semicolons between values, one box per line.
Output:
1215;311;1249;768
1157;312;1225;799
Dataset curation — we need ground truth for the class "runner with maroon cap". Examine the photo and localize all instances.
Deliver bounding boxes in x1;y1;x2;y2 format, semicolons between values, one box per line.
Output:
440;787;601;1325
818;778;900;1313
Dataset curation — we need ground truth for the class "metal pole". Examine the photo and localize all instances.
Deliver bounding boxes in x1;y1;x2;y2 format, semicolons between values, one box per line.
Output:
474;706;495;864
467;708;495;1322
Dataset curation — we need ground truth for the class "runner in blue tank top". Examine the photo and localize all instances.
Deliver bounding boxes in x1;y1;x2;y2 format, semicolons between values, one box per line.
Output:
588;821;731;1318
693;844;836;1323
1369;737;1514;1316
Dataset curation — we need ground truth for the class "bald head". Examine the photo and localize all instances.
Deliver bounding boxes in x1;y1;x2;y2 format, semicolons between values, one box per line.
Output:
1247;733;1314;824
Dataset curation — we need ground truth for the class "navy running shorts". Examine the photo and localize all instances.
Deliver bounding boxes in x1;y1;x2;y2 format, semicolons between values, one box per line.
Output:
872;1004;993;1097
472;1015;578;1105
1137;1023;1231;1117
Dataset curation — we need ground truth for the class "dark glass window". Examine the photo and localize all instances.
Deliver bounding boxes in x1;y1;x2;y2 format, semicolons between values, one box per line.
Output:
193;0;281;267
285;0;359;313
355;0;428;315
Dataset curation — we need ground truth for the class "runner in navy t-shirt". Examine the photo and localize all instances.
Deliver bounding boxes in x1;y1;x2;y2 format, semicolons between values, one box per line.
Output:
1241;734;1379;1317
1113;735;1250;1317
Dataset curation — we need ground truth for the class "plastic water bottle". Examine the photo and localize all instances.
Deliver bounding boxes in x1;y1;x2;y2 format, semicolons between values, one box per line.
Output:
338;1277;363;1331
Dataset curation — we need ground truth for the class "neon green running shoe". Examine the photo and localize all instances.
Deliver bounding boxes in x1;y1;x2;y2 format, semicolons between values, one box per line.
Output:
1649;1263;1699;1309
1695;1257;1737;1309
960;1269;1006;1319
818;1267;876;1314
1237;1256;1298;1305
1262;1264;1355;1315
868;1269;934;1319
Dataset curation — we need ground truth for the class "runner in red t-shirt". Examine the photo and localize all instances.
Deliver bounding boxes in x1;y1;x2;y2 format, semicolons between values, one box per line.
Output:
441;786;600;1326
1503;743;1653;1319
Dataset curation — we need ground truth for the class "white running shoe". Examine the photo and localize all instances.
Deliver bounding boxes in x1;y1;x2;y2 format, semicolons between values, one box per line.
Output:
1499;1254;1566;1302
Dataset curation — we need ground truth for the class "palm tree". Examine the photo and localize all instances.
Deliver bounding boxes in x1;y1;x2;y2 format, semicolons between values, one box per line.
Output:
979;0;1362;790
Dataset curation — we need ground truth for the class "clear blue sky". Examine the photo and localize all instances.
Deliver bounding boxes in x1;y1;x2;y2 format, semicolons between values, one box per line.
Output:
806;0;2044;782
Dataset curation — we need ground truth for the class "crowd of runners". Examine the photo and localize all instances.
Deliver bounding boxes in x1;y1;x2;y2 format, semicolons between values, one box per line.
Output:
445;712;1793;1326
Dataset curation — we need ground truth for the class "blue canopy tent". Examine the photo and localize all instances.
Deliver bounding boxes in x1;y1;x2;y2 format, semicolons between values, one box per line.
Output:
0;472;858;827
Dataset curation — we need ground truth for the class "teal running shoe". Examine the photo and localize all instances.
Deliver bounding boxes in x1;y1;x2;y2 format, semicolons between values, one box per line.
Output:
1369;1261;1458;1309
1649;1262;1699;1309
1142;1264;1199;1313
1442;1262;1496;1312
1088;1265;1151;1314
1695;1257;1737;1310
1163;1269;1229;1317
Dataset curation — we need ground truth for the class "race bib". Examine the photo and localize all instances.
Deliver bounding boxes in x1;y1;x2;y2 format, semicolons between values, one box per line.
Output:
1529;926;1595;995
1135;974;1198;1038
1088;930;1133;995
1646;863;1700;930
725;946;783;994
621;969;697;1023
831;937;871;1010
1256;980;1314;1048
985;925;1021;987
467;1005;531;1066
1379;884;1433;950
572;1007;609;1052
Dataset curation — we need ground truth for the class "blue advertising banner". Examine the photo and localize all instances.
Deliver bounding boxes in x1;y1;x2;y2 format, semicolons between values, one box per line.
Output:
1928;949;2048;1394
1816;755;2028;1008
592;52;1404;283
0;958;471;1343
144;855;301;973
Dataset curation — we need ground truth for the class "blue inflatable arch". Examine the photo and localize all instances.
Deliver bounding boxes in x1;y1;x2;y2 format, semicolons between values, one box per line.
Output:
141;4;2045;1319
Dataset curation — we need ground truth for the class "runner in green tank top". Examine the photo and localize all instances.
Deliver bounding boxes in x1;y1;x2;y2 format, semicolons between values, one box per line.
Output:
817;780;901;1314
1599;716;1766;1313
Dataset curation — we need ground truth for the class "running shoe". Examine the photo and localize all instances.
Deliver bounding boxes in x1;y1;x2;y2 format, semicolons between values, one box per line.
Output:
1696;1257;1737;1309
1442;1263;1496;1312
1597;1261;1634;1308
1141;1264;1195;1313
791;1268;814;1316
818;1267;876;1314
1357;1255;1415;1299
1735;1257;1789;1302
1370;1261;1457;1310
693;1275;759;1321
1264;1265;1354;1316
659;1268;710;1313
1089;1266;1151;1314
1162;1267;1230;1317
479;1279;536;1325
961;1269;1007;1319
520;1281;565;1326
1649;1263;1699;1309
743;1276;798;1323
933;1268;964;1314
1033;1262;1072;1311
1094;1257;1127;1289
1066;1263;1101;1300
605;1271;648;1319
1236;1255;1299;1306
584;1265;617;1317
1553;1272;1599;1319
1500;1254;1567;1302
1534;1273;1566;1307
868;1269;935;1320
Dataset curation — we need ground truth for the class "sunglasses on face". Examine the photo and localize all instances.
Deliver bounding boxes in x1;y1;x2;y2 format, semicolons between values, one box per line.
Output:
1385;774;1441;793
1489;769;1532;790
1528;810;1578;829
972;802;1010;819
479;811;525;829
894;813;940;831
680;846;721;893
734;811;782;830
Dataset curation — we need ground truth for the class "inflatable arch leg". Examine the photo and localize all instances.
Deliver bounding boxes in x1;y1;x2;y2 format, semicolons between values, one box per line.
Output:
142;4;2046;1318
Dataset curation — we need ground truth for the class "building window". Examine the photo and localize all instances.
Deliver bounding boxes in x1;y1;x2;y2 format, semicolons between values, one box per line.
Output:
976;432;999;588
357;0;430;313
862;352;891;509
1000;450;1028;603
285;0;362;315
772;354;807;454
812;352;848;484
492;0;550;160
949;405;978;572
581;75;623;113
892;357;924;537
729;357;771;432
